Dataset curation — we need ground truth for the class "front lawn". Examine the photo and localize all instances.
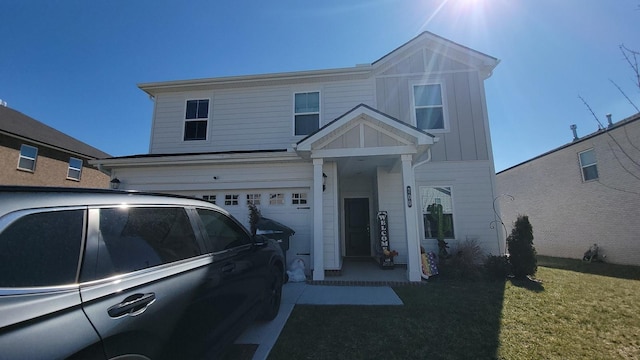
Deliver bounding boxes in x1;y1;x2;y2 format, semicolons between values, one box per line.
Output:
269;257;640;359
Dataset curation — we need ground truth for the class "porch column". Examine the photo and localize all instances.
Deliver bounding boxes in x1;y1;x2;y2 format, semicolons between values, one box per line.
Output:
312;158;325;280
401;154;421;282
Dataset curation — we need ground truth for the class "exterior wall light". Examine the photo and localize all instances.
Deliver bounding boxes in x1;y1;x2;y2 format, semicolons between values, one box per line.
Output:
110;177;121;190
322;173;327;192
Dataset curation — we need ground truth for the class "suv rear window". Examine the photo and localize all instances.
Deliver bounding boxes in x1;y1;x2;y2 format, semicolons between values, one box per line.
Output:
0;210;84;287
95;207;201;278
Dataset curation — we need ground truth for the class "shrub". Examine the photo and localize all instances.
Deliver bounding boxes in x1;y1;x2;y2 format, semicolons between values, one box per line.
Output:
248;203;261;236
507;215;537;279
449;238;484;279
484;255;511;280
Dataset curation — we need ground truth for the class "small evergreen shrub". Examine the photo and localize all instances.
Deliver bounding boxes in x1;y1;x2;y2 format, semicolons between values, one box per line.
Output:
507;215;537;279
248;203;261;236
484;255;511;280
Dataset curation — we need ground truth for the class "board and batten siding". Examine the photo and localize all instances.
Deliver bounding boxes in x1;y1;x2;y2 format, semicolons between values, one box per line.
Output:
376;168;409;264
375;67;489;162
322;162;340;270
415;160;502;256
149;79;375;154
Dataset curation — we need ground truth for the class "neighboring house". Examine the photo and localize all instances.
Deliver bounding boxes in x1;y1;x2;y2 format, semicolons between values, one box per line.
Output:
93;32;503;281
497;113;640;266
0;104;111;188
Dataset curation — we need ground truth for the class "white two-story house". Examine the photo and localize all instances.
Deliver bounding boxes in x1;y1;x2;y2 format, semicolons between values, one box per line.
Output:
93;32;502;282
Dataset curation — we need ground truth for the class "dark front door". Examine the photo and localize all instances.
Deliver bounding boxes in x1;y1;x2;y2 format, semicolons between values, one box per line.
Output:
345;198;370;256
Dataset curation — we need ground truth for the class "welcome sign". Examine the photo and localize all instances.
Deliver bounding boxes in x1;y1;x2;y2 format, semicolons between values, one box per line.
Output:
377;211;394;268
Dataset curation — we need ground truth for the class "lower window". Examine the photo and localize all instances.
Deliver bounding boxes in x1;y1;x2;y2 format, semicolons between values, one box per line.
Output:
420;186;455;239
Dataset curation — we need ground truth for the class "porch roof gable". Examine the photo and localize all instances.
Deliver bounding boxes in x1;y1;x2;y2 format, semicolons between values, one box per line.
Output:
294;104;437;157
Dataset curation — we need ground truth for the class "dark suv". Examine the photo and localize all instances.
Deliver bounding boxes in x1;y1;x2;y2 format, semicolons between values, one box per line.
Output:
0;186;285;360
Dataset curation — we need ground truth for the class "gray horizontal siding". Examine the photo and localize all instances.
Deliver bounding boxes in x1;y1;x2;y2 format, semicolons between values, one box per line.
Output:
149;80;374;154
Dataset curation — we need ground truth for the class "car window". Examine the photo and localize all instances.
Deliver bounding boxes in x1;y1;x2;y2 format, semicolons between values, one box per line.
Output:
96;207;201;278
0;210;84;287
196;209;251;252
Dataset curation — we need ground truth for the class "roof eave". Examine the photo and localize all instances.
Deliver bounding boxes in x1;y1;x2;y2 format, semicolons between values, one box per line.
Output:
138;66;373;95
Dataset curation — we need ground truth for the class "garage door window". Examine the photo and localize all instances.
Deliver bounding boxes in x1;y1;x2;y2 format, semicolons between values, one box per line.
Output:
96;207;201;278
292;193;307;205
0;210;84;287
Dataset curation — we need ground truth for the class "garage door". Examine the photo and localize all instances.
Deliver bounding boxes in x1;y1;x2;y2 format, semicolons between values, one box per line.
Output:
199;189;312;271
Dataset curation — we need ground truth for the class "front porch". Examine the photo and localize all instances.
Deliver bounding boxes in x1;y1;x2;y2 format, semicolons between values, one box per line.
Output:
295;104;438;282
307;258;426;286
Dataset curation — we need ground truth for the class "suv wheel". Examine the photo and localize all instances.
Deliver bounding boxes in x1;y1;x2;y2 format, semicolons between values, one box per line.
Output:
258;266;282;321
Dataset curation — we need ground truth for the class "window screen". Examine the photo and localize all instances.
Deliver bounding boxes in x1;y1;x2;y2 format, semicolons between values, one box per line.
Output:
294;92;320;135
18;144;38;171
414;84;445;130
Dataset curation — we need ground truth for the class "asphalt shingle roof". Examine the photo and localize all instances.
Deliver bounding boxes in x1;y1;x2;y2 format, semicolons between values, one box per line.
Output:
0;106;110;159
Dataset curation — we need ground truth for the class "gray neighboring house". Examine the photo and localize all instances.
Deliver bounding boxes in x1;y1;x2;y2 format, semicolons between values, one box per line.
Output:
0;104;111;188
497;112;640;266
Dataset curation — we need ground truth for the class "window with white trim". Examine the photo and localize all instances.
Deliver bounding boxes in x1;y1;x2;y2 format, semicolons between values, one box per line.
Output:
579;149;599;181
413;84;446;131
292;193;307;205
294;92;319;136
269;193;284;205
203;195;216;204
246;193;261;205
18;144;38;172
184;99;209;141
224;194;239;206
420;186;455;239
67;157;82;181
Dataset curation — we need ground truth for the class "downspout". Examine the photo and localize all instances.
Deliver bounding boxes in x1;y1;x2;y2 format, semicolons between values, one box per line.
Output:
412;148;432;170
411;147;432;280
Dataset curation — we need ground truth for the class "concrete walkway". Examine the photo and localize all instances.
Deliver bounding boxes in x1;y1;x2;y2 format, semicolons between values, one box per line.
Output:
234;282;403;360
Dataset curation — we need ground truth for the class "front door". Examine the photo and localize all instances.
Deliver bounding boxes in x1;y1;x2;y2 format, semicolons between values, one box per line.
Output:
345;198;370;256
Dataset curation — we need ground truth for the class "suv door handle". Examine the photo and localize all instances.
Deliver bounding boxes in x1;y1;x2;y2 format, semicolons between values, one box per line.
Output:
108;293;156;318
221;263;236;273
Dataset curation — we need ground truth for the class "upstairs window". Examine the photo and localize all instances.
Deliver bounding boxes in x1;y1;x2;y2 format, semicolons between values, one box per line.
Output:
67;157;83;181
579;149;599;181
18;144;38;172
184;99;209;141
294;92;320;136
413;84;446;131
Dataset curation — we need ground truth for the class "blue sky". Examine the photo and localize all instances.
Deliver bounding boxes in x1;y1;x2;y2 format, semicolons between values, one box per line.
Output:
1;0;639;172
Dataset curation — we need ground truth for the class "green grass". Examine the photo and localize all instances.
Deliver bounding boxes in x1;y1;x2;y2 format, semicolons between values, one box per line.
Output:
269;257;640;360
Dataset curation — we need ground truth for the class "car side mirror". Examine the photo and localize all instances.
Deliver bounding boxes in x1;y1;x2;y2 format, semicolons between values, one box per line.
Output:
252;234;267;246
